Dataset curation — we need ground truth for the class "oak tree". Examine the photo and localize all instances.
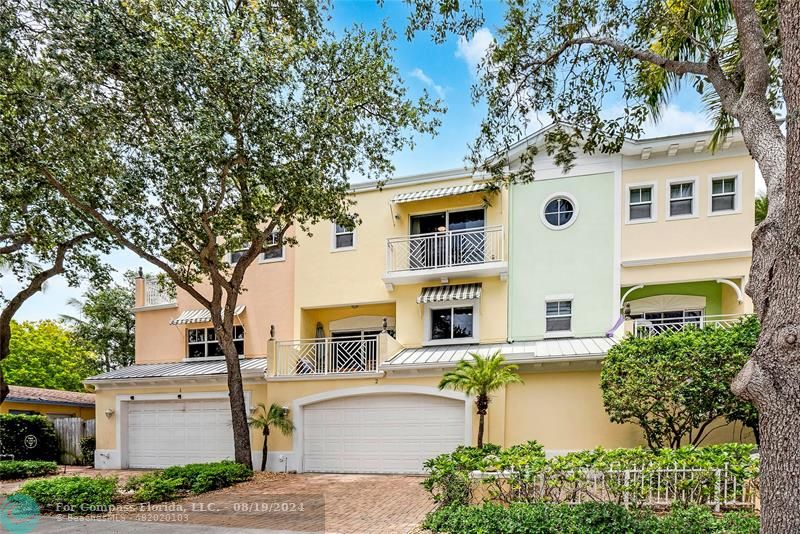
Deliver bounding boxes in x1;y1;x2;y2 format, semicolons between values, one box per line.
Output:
21;0;440;467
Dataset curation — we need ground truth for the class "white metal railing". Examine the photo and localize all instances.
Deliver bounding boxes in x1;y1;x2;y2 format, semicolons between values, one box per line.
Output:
473;464;757;511
275;336;379;376
386;226;504;273
143;278;176;307
633;314;753;338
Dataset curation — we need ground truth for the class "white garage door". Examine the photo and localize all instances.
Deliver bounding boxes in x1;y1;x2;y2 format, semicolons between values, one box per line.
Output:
127;399;235;468
303;394;465;474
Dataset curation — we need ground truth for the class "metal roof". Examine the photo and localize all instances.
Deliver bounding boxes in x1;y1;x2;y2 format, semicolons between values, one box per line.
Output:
85;358;267;382
384;337;617;368
417;283;482;304
170;305;246;325
391;183;485;203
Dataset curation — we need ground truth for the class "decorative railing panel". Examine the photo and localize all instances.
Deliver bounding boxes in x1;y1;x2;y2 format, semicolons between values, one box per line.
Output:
275;336;379;376
633;314;753;338
386;226;504;273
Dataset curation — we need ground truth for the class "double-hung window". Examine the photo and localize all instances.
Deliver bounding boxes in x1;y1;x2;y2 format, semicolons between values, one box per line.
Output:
429;305;475;342
669;181;695;217
545;300;572;333
333;224;355;250
711;176;738;213
187;325;244;358
629;186;654;221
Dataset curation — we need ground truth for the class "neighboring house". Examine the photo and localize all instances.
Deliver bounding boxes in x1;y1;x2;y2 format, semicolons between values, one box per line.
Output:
86;126;755;473
1;385;95;420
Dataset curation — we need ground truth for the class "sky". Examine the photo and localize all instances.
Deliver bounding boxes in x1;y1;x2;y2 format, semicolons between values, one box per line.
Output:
4;0;756;322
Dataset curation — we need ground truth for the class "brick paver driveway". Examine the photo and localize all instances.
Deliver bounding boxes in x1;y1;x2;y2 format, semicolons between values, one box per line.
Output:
122;472;435;534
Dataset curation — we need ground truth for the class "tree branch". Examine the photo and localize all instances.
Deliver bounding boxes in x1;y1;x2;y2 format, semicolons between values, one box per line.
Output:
730;0;771;99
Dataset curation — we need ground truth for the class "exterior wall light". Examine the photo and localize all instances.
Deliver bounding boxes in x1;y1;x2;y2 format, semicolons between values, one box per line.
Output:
104;409;115;418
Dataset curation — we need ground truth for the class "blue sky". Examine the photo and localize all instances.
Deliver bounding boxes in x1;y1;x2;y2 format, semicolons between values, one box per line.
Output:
5;0;736;322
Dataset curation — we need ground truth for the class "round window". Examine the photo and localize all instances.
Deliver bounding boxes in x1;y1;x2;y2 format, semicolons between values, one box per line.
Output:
542;196;576;229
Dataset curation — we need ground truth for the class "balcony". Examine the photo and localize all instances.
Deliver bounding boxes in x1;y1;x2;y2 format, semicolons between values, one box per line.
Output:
383;226;507;286
630;314;753;338
271;333;403;378
141;278;176;308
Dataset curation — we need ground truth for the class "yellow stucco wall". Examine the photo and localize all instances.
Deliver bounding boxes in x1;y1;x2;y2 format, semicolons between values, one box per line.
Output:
1;401;94;420
292;177;509;345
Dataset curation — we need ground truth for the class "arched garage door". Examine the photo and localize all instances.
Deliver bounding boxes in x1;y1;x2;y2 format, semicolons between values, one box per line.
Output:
303;393;466;474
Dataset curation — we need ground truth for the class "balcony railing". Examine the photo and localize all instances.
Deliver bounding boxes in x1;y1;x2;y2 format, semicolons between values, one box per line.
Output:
274;336;379;376
633;314;752;338
143;278;176;307
386;226;504;273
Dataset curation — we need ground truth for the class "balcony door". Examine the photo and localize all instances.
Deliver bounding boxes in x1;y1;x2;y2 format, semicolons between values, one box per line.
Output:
409;208;485;269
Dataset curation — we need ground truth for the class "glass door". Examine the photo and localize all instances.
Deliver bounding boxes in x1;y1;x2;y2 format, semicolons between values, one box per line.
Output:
409;212;447;269
447;209;485;265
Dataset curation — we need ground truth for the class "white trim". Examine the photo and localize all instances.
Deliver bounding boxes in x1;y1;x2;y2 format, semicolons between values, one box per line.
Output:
620;285;644;308
665;177;699;220
423;298;480;346
290;385;472;473
540;192;579;230
627;294;707;315
112;390;252;469
716;278;744;303
707;171;743;216
625;181;658;224
133;302;178;312
330;223;357;252
544;293;574;301
621;249;752;267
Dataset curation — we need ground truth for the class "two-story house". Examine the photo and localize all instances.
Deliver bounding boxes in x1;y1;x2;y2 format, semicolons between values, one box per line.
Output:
86;126;755;473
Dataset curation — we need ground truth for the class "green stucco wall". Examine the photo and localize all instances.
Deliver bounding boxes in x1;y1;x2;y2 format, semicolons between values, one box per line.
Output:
509;172;617;340
621;281;723;316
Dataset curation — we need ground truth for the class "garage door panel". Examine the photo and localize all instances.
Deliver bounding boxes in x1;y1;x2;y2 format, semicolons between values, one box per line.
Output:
303;393;465;474
126;399;235;469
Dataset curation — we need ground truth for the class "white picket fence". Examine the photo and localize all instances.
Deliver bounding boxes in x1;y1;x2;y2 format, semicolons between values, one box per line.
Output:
52;418;95;465
472;464;757;511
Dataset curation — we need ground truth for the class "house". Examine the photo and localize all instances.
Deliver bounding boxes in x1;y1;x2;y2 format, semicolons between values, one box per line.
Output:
1;385;95;420
86;126;755;473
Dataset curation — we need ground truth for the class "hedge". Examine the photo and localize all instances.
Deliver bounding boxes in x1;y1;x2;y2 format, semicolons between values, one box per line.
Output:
0;460;59;480
124;461;253;503
14;476;118;515
0;414;60;461
422;502;760;534
423;442;759;507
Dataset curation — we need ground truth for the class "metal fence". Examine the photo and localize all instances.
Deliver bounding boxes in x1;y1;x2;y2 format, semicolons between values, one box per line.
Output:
275;336;379;376
633;314;753;338
473;464;757;511
386;226;504;273
53;418;95;465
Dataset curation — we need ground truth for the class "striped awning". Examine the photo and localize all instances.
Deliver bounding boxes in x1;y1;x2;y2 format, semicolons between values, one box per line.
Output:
170;305;246;325
391;183;485;203
417;283;482;304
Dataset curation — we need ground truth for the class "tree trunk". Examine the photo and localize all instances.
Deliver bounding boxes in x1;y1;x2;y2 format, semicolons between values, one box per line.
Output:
477;413;485;448
261;427;269;472
729;4;800;533
475;394;489;448
213;309;253;470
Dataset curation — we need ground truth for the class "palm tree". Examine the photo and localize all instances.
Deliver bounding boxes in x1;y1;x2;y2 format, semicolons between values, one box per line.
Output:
755;193;768;225
248;402;295;472
438;351;522;448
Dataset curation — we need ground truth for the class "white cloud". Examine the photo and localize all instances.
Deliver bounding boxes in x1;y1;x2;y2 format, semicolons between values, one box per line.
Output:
642;104;711;138
455;28;494;75
409;68;446;99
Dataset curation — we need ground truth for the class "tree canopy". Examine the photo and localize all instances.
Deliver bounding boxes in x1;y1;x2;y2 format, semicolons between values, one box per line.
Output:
1;321;98;392
62;272;136;372
601;317;760;449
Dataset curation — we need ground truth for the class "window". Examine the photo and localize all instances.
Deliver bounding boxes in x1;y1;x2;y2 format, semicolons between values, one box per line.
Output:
541;195;578;230
230;249;247;264
629;186;654;221
430;306;474;341
711;176;738;213
545;300;572;333
187;325;244;358
669;181;695;217
262;230;284;261
333;224;355;250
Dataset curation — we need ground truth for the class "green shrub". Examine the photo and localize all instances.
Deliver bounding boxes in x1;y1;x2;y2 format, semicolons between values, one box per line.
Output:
0;414;60;461
421;503;760;534
130;477;183;503
0;460;58;480
124;461;252;503
15;476;117;515
79;436;95;467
